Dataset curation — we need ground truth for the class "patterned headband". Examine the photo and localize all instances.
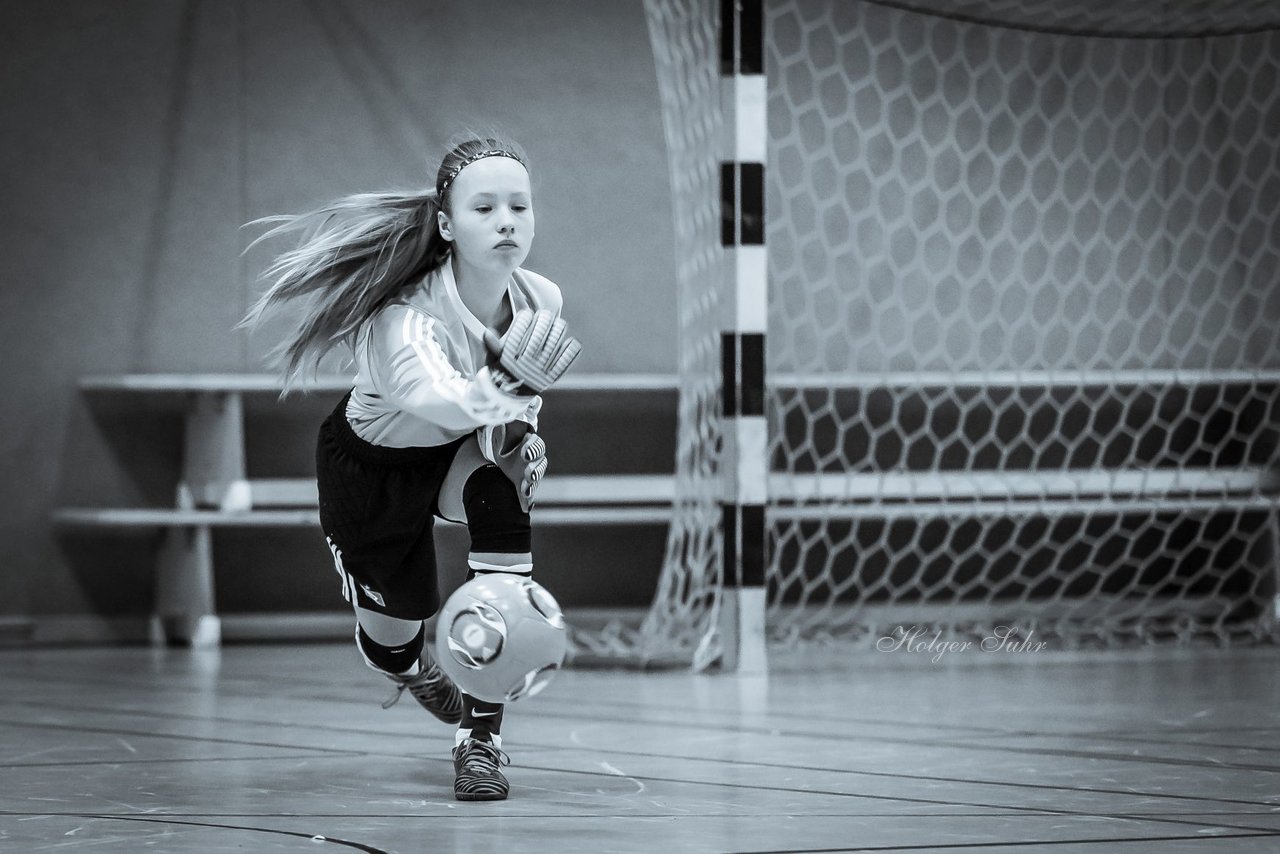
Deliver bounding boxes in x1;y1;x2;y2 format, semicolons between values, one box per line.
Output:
437;148;526;196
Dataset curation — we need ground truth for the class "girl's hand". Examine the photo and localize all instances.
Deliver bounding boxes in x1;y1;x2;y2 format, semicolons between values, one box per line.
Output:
484;309;582;394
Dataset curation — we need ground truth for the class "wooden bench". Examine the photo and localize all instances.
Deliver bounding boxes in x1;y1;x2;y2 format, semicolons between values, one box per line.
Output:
54;373;678;648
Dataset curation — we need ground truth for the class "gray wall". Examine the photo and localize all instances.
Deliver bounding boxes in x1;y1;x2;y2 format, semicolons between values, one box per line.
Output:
1;0;677;622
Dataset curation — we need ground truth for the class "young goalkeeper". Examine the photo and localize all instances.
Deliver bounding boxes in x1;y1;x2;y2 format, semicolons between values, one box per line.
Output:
244;135;581;801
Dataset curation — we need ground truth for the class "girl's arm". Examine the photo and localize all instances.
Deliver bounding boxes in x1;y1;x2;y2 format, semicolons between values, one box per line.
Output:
366;305;534;431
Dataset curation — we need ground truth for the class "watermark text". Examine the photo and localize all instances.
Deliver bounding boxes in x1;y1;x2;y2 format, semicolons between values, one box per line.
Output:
876;625;1047;662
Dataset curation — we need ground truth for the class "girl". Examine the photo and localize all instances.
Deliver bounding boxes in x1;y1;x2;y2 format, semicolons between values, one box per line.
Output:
245;135;581;801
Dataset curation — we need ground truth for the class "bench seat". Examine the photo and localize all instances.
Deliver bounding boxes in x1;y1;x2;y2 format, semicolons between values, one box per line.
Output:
58;373;680;648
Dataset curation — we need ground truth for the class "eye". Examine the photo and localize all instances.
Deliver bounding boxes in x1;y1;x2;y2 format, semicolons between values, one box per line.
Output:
512;205;528;213
475;205;492;213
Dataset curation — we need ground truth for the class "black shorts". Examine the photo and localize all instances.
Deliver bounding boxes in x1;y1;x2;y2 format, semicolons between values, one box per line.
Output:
316;394;468;620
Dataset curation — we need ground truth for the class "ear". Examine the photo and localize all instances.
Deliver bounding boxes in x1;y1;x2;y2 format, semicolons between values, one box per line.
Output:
437;210;453;240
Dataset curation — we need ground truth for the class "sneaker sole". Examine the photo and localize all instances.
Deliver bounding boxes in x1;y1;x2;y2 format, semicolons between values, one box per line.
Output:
454;789;508;801
454;776;509;801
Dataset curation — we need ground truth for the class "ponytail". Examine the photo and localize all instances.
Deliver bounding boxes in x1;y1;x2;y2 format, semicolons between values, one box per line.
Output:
242;188;450;391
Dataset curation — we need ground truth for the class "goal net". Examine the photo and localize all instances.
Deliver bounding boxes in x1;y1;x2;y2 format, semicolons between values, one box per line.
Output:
571;0;1280;667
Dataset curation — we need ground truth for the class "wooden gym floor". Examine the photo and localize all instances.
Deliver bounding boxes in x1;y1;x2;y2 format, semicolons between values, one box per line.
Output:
1;641;1278;853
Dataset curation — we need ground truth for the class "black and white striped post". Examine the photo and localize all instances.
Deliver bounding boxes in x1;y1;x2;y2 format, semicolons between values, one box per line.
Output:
719;0;767;673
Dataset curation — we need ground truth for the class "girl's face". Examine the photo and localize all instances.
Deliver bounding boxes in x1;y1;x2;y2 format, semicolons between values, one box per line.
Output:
439;156;534;273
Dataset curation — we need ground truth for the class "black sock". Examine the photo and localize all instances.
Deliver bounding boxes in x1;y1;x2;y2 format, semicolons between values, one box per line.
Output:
461;693;504;740
357;623;425;675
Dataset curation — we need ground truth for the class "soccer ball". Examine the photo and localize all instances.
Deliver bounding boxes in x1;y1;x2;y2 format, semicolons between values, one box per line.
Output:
434;574;567;704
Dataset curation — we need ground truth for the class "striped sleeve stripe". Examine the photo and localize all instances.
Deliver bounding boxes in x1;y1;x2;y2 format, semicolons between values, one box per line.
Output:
405;314;451;384
404;313;474;408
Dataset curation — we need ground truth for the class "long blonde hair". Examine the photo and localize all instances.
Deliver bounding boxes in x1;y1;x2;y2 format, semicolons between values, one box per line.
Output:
243;135;528;390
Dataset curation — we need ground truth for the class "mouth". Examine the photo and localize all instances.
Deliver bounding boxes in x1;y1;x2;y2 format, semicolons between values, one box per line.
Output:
494;240;519;250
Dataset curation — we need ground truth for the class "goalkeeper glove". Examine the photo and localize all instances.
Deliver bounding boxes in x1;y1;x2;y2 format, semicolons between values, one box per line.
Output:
479;421;548;513
483;308;582;394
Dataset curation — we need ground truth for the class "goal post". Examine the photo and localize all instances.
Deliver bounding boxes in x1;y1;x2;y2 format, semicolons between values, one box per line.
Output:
718;0;770;674
568;0;1280;669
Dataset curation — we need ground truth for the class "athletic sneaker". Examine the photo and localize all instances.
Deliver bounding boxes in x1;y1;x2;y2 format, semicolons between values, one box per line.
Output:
380;658;463;725
453;737;510;801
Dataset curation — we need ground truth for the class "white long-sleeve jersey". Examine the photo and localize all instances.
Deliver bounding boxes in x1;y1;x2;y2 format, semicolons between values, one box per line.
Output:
345;261;563;448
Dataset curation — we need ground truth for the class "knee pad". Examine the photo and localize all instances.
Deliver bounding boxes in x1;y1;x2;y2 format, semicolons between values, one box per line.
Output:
463;464;532;554
356;623;424;675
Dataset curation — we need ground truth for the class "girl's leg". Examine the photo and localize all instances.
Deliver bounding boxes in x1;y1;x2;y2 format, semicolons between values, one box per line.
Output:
438;432;533;801
316;400;461;724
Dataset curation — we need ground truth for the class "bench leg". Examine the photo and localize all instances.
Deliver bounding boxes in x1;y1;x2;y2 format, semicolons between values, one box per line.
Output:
152;525;221;648
184;391;251;511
